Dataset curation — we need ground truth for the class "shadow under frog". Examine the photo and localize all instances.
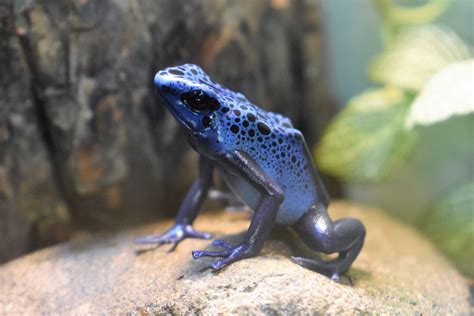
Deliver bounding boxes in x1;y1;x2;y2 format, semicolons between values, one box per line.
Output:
135;64;366;281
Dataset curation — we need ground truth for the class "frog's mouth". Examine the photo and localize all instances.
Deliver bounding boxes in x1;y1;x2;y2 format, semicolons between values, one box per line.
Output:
160;96;199;135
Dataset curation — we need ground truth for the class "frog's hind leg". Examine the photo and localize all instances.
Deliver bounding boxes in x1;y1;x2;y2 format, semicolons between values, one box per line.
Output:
291;203;365;280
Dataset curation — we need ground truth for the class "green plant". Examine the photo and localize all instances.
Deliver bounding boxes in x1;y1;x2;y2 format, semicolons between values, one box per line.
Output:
316;0;473;276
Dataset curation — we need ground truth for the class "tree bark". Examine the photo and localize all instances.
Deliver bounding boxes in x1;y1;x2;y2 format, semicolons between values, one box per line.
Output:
0;0;334;263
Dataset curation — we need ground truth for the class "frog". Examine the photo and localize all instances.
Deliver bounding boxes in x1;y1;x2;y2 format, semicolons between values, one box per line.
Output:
135;63;366;280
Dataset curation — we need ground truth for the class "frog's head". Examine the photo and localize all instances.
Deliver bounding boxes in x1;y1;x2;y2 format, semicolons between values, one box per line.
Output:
154;64;223;142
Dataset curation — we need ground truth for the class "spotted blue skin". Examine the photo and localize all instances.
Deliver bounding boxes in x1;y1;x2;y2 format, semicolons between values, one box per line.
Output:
142;63;365;278
154;63;329;225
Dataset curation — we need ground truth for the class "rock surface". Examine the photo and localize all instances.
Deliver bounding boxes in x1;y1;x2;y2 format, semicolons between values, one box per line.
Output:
0;202;469;314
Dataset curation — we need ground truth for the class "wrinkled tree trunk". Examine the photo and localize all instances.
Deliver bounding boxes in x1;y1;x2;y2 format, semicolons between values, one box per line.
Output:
0;0;70;261
0;0;334;263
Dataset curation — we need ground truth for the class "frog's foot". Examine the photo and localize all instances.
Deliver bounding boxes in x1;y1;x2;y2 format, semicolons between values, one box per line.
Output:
290;256;344;281
192;240;257;270
134;224;212;250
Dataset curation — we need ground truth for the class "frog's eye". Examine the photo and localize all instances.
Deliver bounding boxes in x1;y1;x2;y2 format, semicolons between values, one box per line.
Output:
180;90;220;112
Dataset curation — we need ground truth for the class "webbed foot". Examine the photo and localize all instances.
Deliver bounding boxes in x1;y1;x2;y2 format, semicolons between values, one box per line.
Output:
291;256;342;280
135;224;212;250
192;240;257;270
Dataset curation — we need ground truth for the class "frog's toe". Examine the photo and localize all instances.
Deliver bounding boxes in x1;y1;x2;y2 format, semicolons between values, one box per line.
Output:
211;259;227;270
212;240;234;249
331;273;340;281
192;241;255;271
209;246;249;270
192;249;231;259
192;239;236;259
134;234;169;245
188;230;213;240
135;225;212;248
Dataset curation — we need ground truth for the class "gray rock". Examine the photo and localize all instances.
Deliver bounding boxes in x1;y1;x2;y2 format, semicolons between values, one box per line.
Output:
0;202;469;314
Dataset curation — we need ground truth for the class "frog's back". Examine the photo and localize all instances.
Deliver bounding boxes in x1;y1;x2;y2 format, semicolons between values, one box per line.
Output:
216;98;329;225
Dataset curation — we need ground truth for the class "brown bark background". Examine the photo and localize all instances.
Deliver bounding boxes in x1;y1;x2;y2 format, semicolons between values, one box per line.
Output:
0;0;334;263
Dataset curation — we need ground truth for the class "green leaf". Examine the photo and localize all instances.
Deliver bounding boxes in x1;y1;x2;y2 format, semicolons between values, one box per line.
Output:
369;24;471;91
375;0;452;26
316;87;416;183
406;60;474;128
420;182;474;276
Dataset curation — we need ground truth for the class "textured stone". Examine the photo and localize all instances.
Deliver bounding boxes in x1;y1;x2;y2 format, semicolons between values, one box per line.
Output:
0;202;469;314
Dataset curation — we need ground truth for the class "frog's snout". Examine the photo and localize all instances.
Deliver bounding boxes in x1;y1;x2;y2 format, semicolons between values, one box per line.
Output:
154;71;168;90
155;72;179;98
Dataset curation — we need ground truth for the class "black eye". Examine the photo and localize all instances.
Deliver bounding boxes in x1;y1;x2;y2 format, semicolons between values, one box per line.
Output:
180;90;220;112
202;116;212;128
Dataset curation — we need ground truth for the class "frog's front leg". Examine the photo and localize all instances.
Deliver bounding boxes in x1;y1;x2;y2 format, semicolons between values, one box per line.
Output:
192;151;284;270
134;156;214;248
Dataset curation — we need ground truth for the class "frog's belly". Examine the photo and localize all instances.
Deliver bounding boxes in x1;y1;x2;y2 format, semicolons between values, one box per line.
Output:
217;167;312;225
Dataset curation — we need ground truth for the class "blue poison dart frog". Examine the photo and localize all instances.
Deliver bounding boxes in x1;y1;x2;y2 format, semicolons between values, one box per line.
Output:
135;64;366;280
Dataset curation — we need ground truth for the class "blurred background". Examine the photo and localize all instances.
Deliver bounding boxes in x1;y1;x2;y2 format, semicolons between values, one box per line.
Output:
0;0;472;279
